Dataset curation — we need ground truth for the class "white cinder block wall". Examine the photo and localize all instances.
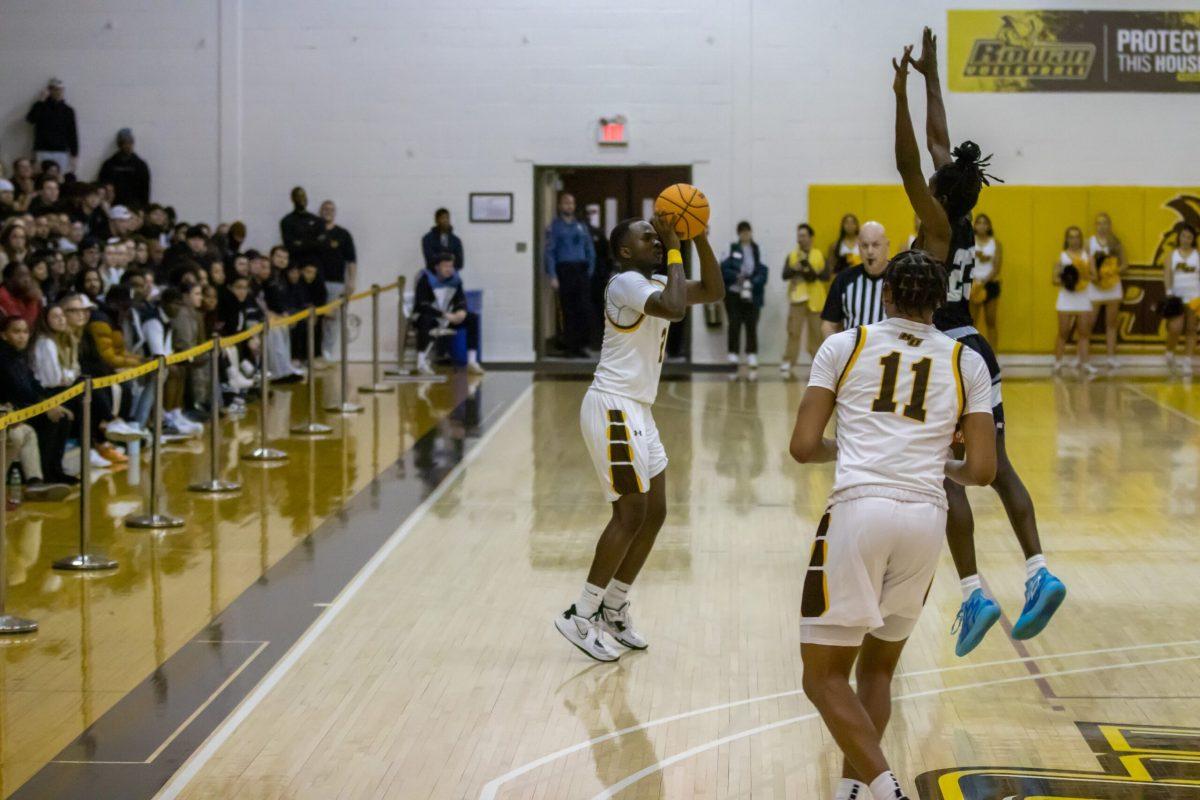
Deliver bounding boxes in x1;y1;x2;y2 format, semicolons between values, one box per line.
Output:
2;0;1196;362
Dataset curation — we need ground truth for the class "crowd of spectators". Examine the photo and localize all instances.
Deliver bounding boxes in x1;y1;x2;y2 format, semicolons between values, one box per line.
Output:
0;78;375;506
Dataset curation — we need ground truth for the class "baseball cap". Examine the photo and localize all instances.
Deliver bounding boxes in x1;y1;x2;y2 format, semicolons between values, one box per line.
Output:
109;205;132;221
48;77;64;89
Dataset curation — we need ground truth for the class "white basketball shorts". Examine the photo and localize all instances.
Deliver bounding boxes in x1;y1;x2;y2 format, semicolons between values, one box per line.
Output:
580;388;667;502
800;495;946;647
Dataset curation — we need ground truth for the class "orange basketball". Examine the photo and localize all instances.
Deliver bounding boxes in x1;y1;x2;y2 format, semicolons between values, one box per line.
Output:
654;183;710;240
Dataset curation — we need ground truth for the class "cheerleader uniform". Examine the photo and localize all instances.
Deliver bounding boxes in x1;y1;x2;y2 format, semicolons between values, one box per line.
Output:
1087;235;1123;303
973;238;998;300
1056;251;1093;313
1169;247;1200;303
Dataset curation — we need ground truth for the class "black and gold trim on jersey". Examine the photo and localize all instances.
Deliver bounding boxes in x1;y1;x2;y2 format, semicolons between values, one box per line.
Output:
835;326;867;392
951;341;966;417
604;274;667;334
801;511;832;617
606;409;643;495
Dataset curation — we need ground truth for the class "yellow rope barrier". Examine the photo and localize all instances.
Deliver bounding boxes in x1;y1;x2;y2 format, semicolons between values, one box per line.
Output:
219;322;264;348
0;283;404;432
92;358;160;390
166;339;216;367
0;383;86;430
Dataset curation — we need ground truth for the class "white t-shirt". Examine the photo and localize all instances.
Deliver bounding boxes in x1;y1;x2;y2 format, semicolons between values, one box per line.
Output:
1171;248;1200;298
808;317;992;510
590;270;670;405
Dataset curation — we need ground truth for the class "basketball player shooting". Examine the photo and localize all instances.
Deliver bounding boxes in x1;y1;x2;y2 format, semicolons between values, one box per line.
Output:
555;206;724;662
791;250;997;800
897;28;1066;657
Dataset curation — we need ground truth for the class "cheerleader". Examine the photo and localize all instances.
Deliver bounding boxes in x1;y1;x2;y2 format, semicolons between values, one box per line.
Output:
970;213;1002;347
1088;212;1126;369
825;213;861;275
1054;226;1095;374
1164;223;1199;376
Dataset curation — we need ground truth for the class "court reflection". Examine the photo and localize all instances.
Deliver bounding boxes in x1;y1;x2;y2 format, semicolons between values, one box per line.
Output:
560;660;661;799
0;366;472;797
701;379;766;513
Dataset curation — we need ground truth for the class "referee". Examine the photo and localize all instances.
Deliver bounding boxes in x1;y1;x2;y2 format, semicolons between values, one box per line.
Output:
820;220;890;336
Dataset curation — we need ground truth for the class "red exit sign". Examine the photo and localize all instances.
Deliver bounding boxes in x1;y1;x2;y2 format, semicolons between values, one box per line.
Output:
598;116;628;146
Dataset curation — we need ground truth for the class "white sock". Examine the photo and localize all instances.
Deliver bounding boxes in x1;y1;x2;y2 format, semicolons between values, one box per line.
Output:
603;579;631;609
747;353;758;367
1025;554;1047;580
960;574;983;601
727;353;739;365
835;778;870;800
417;351;429;369
869;770;905;800
576;582;605;618
467;349;478;364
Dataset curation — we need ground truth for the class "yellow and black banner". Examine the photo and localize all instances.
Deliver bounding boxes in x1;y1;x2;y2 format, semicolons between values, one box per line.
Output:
949;10;1200;92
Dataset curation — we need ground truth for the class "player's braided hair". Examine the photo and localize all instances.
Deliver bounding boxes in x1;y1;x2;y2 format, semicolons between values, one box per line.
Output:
930;141;1003;221
883;249;947;317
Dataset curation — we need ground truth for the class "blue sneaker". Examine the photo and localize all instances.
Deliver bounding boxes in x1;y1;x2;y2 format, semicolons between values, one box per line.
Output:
952;589;1002;657
1012;568;1067;640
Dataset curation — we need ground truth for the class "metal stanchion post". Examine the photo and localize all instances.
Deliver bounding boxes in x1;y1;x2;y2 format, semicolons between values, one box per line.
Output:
55;379;118;571
0;432;37;634
325;296;363;414
190;335;241;492
292;308;333;435
127;357;184;528
359;285;394;394
243;318;289;461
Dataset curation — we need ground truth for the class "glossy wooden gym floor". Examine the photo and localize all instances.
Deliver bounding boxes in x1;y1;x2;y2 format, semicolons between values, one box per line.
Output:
3;368;1200;799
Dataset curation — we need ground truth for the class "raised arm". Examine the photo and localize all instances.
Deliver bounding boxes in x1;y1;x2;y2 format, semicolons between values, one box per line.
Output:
894;48;951;262
643;212;688;322
685;228;726;305
908;27;952;169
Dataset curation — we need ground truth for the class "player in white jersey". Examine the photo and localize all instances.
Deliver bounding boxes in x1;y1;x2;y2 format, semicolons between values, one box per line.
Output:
555;210;724;662
790;249;997;800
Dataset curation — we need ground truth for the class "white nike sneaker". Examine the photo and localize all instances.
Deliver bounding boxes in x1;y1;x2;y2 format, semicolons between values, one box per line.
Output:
599;602;648;650
554;605;620;662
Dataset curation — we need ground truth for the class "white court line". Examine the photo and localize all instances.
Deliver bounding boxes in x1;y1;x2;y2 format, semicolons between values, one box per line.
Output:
1122;383;1200;427
153;384;533;800
477;638;1200;799
588;651;1200;800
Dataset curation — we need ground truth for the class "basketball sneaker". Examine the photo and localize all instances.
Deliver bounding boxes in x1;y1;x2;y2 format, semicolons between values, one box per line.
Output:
555;605;620;662
951;589;1001;657
599;602;648;650
1012;568;1067;640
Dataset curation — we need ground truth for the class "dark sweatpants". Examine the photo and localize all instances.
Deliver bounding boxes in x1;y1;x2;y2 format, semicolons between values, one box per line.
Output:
415;312;480;353
725;295;760;355
556;261;594;355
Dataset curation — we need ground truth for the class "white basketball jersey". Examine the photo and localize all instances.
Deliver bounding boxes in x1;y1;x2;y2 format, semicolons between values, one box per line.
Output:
590;270;670;405
808;317;992;509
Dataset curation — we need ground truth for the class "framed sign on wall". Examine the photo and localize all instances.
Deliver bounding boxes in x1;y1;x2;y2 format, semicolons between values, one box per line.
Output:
469;192;514;223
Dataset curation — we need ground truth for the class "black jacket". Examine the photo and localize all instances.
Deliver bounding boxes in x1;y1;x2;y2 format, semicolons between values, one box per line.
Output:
25;99;78;156
0;341;50;407
421;227;465;271
98;151;151;208
280;209;323;263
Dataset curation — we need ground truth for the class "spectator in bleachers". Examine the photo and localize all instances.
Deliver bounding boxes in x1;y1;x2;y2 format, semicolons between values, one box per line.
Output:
72;183;110;238
544;192;595;358
27;177;61;216
78;237;101;272
315;199;356;361
280;186;321;265
0;316;75;484
9;159;35;212
4;420;71;499
260;246;303;382
163;225;208;277
74;265;103;304
0;263;44;325
414;252;483;376
25;78;78;175
98;129;150;208
0;220;29;268
32;304;78;389
107;204;134;237
28;214;53;250
213;220;245;264
298;260;327;359
27;251;59;303
99;238;127;290
170;283;210;426
0;179;16;222
422;208;464;271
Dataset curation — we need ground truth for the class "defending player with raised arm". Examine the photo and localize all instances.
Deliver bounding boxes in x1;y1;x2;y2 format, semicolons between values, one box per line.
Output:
896;28;1066;658
791;250;996;800
555;209;723;662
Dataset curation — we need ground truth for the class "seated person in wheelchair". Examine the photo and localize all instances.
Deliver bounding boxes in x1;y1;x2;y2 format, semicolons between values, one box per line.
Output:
415;252;483;375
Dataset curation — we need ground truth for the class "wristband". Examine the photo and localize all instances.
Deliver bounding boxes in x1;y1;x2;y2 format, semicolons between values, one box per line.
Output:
666;249;683;266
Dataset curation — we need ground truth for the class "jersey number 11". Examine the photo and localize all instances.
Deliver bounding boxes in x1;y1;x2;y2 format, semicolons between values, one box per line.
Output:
870;352;931;423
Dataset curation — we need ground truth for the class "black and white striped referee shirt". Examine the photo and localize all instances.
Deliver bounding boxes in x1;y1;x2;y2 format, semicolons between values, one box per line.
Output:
820;265;886;329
